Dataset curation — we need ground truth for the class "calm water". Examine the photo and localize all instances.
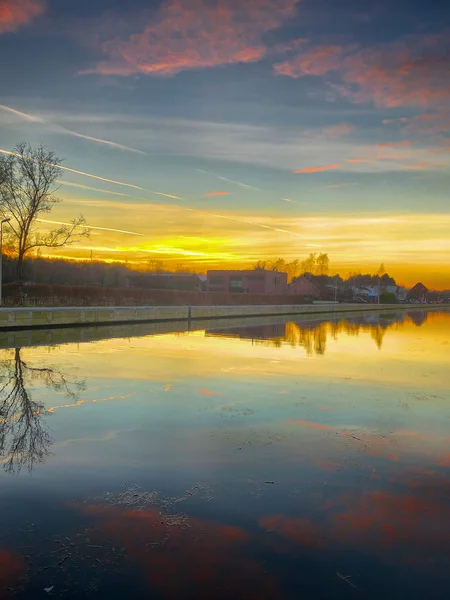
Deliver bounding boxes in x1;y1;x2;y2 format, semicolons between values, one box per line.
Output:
0;309;449;599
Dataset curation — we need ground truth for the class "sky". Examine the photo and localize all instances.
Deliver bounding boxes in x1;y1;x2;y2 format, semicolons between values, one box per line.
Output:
0;0;449;287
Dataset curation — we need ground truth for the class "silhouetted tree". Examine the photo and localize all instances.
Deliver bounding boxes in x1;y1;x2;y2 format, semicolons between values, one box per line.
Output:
0;142;89;283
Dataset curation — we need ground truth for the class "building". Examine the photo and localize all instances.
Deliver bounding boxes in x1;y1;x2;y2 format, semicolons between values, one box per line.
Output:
351;284;408;303
288;276;320;299
407;282;428;303
207;269;287;295
127;273;204;291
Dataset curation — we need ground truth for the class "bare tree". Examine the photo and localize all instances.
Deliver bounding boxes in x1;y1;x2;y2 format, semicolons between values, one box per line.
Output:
301;252;317;275
316;253;330;276
0;348;85;474
252;260;267;270
376;263;386;277
0;142;90;283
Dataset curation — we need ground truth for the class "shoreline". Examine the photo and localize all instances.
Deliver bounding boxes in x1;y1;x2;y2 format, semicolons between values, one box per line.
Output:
0;302;447;332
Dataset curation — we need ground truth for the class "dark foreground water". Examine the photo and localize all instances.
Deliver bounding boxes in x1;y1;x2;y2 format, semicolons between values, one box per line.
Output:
0;309;449;599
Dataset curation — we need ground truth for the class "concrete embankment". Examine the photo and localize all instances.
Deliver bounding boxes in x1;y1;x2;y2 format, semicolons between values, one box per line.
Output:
0;303;447;332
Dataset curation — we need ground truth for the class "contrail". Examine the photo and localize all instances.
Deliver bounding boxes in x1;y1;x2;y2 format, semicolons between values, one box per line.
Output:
53;126;147;155
0;148;181;199
0;103;146;155
56;180;130;197
1;148;302;239
37;219;145;236
0;104;42;122
197;168;262;191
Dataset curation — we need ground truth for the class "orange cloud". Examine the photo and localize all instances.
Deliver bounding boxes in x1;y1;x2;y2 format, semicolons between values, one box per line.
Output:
204;191;231;197
199;388;224;396
0;0;45;33
275;35;450;109
347;158;367;163
286;419;332;430
86;0;300;77
294;164;341;174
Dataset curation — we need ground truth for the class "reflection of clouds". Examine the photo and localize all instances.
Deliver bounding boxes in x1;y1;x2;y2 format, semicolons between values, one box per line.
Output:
260;464;450;567
78;503;281;599
0;549;26;595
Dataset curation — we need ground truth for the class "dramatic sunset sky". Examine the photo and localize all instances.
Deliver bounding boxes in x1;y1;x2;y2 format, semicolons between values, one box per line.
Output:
0;0;449;287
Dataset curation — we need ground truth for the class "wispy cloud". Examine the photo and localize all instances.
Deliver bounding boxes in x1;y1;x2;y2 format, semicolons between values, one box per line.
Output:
204;191;231;197
377;141;413;148
197;169;262;191
322;123;354;137
0;0;45;34
326;183;358;189
0;103;146;155
84;0;300;77
383;110;450;135
294;164;341;174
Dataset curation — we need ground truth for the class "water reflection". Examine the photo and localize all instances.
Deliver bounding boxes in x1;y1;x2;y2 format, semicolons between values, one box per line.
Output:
0;348;85;473
205;310;430;353
0;310;448;598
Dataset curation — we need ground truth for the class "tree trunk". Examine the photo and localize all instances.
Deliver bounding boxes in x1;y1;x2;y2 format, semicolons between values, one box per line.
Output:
16;253;24;304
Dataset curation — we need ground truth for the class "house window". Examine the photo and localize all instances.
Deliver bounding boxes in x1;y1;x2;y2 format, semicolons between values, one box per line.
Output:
229;278;243;291
209;276;224;285
274;276;281;285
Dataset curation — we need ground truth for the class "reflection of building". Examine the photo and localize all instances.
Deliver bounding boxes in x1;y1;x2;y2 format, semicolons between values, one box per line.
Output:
407;311;428;326
207;270;287;294
288;276;320;299
206;323;286;341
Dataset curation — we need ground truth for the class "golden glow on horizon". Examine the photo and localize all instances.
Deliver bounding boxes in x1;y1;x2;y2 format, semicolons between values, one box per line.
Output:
36;197;450;288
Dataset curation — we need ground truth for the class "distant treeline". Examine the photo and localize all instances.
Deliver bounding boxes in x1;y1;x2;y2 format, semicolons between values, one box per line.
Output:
2;255;139;288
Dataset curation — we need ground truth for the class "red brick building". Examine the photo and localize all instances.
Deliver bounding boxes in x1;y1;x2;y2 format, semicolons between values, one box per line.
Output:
407;282;428;303
288;276;321;299
207;269;288;295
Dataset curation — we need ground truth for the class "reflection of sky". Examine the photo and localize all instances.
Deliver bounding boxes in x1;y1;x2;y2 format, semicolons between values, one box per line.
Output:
0;311;450;597
1;0;450;286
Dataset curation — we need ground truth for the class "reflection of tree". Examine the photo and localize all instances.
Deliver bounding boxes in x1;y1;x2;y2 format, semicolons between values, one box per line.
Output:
0;348;85;474
259;312;413;354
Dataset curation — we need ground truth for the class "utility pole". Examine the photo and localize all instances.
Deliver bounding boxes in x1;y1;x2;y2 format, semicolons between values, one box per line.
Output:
0;217;11;306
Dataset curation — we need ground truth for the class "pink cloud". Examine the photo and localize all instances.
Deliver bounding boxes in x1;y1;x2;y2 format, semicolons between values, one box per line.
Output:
322;122;354;137
275;35;450;109
0;0;45;33
274;45;344;78
85;0;300;77
294;163;341;174
204;191;231;197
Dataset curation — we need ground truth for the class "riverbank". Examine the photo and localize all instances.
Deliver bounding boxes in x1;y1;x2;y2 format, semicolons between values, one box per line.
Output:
0;302;447;331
